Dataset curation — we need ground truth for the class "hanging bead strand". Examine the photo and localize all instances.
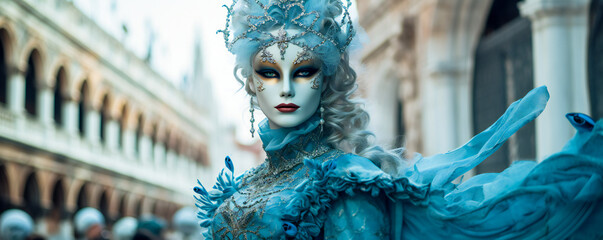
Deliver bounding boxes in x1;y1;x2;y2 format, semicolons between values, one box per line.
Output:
250;98;256;138
319;105;325;134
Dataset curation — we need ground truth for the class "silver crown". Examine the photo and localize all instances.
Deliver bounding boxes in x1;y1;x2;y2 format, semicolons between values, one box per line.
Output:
217;0;356;57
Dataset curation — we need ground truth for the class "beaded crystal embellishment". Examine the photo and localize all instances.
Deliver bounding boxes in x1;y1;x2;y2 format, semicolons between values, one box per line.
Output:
217;0;356;57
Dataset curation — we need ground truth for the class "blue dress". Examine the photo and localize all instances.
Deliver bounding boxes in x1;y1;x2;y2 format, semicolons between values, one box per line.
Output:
195;86;603;239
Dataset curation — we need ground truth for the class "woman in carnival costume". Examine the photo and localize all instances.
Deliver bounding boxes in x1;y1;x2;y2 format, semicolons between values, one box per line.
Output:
194;0;603;239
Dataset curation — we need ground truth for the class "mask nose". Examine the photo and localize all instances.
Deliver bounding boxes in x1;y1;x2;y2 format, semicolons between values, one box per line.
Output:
280;76;295;98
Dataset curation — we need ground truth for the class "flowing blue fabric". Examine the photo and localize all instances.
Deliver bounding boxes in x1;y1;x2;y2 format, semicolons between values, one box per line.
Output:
195;86;603;239
257;114;320;151
406;86;549;188
392;86;603;239
401;120;603;239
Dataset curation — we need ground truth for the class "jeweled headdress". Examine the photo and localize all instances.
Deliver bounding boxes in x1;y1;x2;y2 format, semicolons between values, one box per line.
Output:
218;0;356;75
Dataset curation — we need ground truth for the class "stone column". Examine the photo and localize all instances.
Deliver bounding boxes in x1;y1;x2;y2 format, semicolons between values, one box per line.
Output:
520;0;591;160
179;156;188;181
197;164;204;180
36;170;57;238
35;219;48;236
421;62;472;156
105;119;119;150
62;100;79;136
188;159;197;181
139;135;152;164
58;220;74;240
422;71;457;156
166;150;176;173
37;85;54;126
85;110;100;143
179;156;189;180
154;144;166;169
122;129;136;159
7;66;25;114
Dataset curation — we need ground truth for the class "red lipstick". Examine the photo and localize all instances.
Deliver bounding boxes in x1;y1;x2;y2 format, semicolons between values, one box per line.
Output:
275;103;300;113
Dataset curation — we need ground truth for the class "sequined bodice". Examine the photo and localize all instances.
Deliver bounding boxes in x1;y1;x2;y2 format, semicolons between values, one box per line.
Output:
211;162;308;239
210;125;344;239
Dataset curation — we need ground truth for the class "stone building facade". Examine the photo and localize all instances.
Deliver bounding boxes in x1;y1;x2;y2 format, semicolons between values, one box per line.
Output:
357;0;600;173
0;0;213;238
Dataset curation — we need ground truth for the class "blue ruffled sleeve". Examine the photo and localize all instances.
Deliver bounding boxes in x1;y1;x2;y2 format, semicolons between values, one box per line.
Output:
282;154;428;238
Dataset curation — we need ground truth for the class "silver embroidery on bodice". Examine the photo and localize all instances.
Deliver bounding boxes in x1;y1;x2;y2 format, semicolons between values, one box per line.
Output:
211;130;343;239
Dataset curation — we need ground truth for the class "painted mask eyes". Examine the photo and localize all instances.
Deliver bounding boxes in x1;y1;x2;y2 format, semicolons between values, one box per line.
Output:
293;67;319;78
255;69;280;79
255;66;319;81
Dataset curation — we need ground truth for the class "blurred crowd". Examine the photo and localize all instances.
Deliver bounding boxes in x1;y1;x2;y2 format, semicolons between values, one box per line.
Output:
0;207;199;240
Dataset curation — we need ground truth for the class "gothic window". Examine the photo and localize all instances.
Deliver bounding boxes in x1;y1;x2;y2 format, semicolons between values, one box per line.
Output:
589;0;603;120
0;29;8;105
100;94;110;144
135;197;143;217
118;194;127;217
173;138;180;161
76;183;88;211
53;67;66;127
23;173;41;217
150;123;158;162
151;201;160;217
164;130;171;161
0;165;9;213
119;104;128;151
78;80;89;137
25;51;41;117
473;0;535;174
395;99;405;147
50;179;65;224
99;191;109;223
135;114;144;157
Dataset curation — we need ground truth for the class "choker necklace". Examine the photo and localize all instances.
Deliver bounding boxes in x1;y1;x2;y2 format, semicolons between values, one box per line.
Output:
265;128;330;174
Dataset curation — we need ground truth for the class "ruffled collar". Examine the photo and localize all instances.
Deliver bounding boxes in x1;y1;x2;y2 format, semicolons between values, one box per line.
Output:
258;114;321;152
258;114;331;172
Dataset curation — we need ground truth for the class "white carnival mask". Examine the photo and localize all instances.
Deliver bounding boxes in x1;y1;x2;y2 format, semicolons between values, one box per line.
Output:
250;42;324;129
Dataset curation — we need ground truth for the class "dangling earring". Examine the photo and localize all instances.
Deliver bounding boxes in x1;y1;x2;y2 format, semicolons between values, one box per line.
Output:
250;98;256;138
319;104;325;134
